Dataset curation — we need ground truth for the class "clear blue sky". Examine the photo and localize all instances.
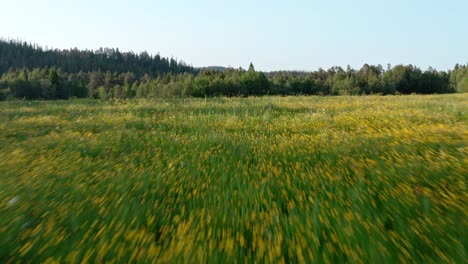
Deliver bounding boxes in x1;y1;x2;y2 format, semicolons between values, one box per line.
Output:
1;0;467;71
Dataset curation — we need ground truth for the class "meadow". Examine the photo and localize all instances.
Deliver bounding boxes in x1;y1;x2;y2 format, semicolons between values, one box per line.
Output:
0;94;466;263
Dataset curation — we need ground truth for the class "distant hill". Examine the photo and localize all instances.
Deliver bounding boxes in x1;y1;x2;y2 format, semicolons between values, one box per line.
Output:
0;39;195;76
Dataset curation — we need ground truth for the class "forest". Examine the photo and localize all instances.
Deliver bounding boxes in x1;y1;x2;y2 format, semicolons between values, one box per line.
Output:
0;39;467;100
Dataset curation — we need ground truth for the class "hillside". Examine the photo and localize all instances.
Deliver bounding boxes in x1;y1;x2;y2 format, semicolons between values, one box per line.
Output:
0;39;194;76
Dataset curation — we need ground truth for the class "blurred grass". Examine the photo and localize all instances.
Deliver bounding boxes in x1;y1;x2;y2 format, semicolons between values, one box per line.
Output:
0;94;466;263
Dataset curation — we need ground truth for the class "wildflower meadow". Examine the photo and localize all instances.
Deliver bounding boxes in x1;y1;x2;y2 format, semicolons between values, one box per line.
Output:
1;94;466;263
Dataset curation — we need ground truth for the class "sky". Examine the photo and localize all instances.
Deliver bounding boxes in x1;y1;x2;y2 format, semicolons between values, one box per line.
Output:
1;0;467;71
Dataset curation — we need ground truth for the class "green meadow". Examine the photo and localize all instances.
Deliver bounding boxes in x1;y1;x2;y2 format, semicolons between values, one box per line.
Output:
0;94;466;263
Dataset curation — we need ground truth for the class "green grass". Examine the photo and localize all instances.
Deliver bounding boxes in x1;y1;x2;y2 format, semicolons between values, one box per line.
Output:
0;94;466;263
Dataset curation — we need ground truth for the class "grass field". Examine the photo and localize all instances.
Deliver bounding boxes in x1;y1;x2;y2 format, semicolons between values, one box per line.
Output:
0;95;466;263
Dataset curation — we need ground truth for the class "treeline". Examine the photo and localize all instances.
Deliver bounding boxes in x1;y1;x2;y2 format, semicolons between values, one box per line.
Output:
0;39;194;76
1;63;466;100
269;64;466;95
0;65;267;99
0;39;467;100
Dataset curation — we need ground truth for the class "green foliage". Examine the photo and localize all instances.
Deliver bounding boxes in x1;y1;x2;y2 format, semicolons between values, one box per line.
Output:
40;79;54;99
0;39;194;76
0;39;464;99
97;86;108;100
0;63;462;100
450;64;468;93
110;85;123;99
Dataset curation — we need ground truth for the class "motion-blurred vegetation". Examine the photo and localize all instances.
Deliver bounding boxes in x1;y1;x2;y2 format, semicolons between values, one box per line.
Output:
1;94;466;262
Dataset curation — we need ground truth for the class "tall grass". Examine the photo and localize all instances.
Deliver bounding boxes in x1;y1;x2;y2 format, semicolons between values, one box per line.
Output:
0;94;466;263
